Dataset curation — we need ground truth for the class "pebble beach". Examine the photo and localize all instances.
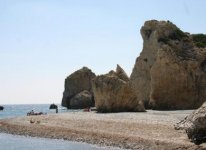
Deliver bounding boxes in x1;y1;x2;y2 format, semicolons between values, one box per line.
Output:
0;110;205;150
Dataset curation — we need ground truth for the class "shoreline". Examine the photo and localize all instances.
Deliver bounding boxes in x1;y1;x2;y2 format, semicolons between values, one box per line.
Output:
0;111;205;150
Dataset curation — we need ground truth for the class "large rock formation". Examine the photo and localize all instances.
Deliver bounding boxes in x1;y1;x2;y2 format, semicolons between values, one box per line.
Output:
61;67;96;109
130;20;206;110
92;65;145;112
175;102;206;145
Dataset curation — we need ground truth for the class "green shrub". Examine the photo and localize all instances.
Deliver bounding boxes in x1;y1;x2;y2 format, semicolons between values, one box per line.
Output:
158;28;186;44
169;29;187;41
192;34;206;48
158;37;169;44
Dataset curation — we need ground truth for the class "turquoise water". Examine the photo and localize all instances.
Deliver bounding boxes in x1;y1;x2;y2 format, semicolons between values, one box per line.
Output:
0;104;119;150
0;133;113;150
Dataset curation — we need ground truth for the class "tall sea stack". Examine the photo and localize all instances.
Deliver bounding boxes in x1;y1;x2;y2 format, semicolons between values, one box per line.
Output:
130;20;206;110
62;67;96;109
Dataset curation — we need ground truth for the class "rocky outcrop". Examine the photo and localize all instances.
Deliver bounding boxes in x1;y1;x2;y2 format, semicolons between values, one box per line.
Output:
175;102;206;145
61;67;96;109
69;90;93;109
130;20;206;110
92;65;145;112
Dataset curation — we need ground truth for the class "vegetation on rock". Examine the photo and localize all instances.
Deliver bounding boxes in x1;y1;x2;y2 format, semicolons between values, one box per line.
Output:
192;34;206;48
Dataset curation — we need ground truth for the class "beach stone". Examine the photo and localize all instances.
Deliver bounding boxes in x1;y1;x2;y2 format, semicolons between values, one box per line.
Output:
130;20;206;110
175;102;206;145
69;90;94;109
92;65;145;112
62;67;96;108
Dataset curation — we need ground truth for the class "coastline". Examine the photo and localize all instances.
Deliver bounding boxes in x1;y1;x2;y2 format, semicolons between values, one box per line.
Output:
0;111;205;150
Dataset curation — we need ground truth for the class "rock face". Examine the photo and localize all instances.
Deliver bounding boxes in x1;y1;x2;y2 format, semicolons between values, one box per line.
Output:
61;67;96;109
69;90;93;109
175;102;206;144
92;65;145;112
130;20;206;110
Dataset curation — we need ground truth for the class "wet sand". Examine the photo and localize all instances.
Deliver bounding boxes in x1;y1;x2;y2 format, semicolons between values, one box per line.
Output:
0;110;205;150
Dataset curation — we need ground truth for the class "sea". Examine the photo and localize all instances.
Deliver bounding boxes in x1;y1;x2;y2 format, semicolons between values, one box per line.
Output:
0;104;119;150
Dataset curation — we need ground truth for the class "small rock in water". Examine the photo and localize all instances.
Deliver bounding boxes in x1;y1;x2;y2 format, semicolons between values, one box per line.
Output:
0;106;4;111
49;104;58;109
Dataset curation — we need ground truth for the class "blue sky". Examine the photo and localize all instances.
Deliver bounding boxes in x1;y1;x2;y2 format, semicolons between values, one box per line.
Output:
0;0;206;104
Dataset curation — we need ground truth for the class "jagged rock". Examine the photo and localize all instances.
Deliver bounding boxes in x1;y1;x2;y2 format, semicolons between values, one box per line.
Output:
175;102;206;145
106;64;129;81
116;64;129;81
61;67;96;108
92;65;145;113
69;90;93;109
130;20;206;110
